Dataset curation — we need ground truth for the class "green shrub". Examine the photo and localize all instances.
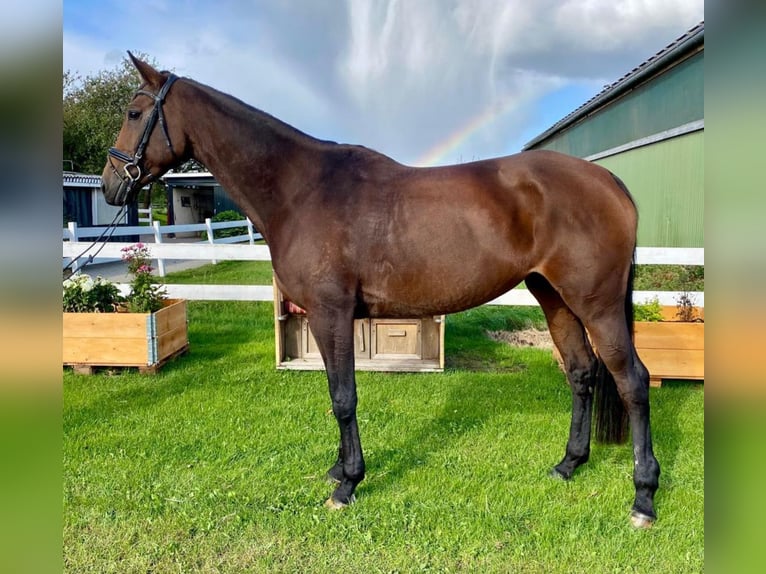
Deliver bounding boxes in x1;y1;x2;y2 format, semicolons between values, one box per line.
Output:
120;243;167;313
634;297;663;322
211;210;247;239
63;274;123;313
634;265;704;291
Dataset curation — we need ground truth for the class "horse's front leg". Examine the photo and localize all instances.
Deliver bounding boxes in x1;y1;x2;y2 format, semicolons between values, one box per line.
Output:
309;306;365;508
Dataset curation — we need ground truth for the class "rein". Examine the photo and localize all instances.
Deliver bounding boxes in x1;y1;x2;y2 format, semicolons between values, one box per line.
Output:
63;205;128;279
107;73;179;203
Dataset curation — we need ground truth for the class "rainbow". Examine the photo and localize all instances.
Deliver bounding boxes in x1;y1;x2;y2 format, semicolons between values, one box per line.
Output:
414;97;518;167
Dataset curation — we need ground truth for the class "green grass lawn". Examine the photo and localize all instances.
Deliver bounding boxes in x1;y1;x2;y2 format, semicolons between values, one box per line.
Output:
63;268;704;572
162;259;275;286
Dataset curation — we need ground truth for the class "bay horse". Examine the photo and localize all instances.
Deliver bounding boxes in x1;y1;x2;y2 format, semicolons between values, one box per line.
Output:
102;53;659;527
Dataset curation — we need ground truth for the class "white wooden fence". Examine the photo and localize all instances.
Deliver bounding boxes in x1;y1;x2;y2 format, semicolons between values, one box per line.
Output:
138;207;152;224
62;223;703;307
63;218;261;276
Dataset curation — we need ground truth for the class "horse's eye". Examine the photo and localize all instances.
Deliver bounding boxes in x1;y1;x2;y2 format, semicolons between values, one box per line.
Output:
128;110;141;120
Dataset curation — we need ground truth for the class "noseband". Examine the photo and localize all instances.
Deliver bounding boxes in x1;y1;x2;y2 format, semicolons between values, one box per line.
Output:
107;73;179;203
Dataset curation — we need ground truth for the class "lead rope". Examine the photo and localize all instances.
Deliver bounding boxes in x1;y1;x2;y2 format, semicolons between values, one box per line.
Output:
63;205;128;279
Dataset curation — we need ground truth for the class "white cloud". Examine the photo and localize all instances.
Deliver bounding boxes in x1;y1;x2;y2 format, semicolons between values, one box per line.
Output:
63;0;704;165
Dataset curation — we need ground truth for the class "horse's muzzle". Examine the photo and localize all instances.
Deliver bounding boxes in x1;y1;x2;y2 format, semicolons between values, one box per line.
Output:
101;170;138;206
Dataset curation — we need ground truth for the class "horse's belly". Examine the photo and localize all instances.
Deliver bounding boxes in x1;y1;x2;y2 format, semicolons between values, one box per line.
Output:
360;265;523;318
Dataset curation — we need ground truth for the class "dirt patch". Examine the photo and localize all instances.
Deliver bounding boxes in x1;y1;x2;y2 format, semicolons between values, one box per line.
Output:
446;354;527;373
487;328;554;350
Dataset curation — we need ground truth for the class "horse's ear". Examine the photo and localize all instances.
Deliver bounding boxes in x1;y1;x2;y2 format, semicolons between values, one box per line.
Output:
127;51;163;87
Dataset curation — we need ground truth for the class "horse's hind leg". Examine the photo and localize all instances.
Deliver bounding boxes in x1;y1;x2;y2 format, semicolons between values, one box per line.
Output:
585;308;660;527
526;273;598;479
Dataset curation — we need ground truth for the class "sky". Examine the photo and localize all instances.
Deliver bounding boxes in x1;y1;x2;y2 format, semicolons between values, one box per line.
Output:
63;0;704;167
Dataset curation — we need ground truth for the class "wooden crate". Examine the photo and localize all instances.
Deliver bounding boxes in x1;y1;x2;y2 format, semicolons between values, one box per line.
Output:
273;282;444;372
63;299;189;373
552;306;704;388
635;308;704;387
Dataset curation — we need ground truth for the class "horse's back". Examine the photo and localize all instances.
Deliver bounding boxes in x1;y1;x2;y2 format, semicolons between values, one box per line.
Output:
351;150;635;315
275;147;637;317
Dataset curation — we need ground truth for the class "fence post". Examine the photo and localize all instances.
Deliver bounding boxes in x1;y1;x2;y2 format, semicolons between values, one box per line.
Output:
246;217;255;244
67;221;78;242
64;222;78;270
205;217;217;264
152;220;166;277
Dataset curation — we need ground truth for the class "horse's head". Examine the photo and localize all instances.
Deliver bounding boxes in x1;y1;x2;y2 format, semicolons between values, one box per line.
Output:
101;52;187;205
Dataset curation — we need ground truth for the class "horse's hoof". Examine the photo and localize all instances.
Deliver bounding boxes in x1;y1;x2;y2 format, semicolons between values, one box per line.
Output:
549;467;569;480
630;510;655;529
324;494;355;510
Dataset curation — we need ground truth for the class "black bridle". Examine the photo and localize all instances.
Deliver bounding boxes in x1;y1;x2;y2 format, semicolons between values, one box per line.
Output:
65;75;179;278
107;73;179;204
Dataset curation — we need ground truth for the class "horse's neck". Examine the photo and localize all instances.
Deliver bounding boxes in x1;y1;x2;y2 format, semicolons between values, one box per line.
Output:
183;81;319;240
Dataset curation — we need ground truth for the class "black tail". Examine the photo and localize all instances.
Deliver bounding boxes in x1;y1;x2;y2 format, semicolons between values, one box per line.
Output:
593;251;635;445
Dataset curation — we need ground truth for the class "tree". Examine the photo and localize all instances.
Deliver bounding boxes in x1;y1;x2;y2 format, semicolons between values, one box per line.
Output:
63;53;166;208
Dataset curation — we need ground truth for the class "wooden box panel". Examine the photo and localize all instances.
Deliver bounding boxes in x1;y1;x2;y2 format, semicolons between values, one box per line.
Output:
274;281;444;372
63;299;188;368
634;322;703;350
281;315;304;362
62;334;149;366
635;319;704;386
300;317;370;360
420;316;444;363
372;320;421;359
636;348;704;380
302;317;323;359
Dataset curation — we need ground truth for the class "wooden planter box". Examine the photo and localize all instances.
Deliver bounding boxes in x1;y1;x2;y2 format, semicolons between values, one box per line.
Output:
63;299;189;374
273;283;444;372
635;306;704;387
552;306;704;388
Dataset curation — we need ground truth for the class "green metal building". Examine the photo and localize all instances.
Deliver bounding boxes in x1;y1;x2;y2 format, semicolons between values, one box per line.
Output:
524;22;703;248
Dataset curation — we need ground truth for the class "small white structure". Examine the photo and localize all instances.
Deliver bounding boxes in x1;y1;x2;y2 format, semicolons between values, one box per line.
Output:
63;172;134;227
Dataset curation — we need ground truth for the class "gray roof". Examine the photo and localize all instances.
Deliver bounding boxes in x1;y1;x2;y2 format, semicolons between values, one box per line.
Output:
63;172;102;188
162;171;219;186
523;21;704;150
